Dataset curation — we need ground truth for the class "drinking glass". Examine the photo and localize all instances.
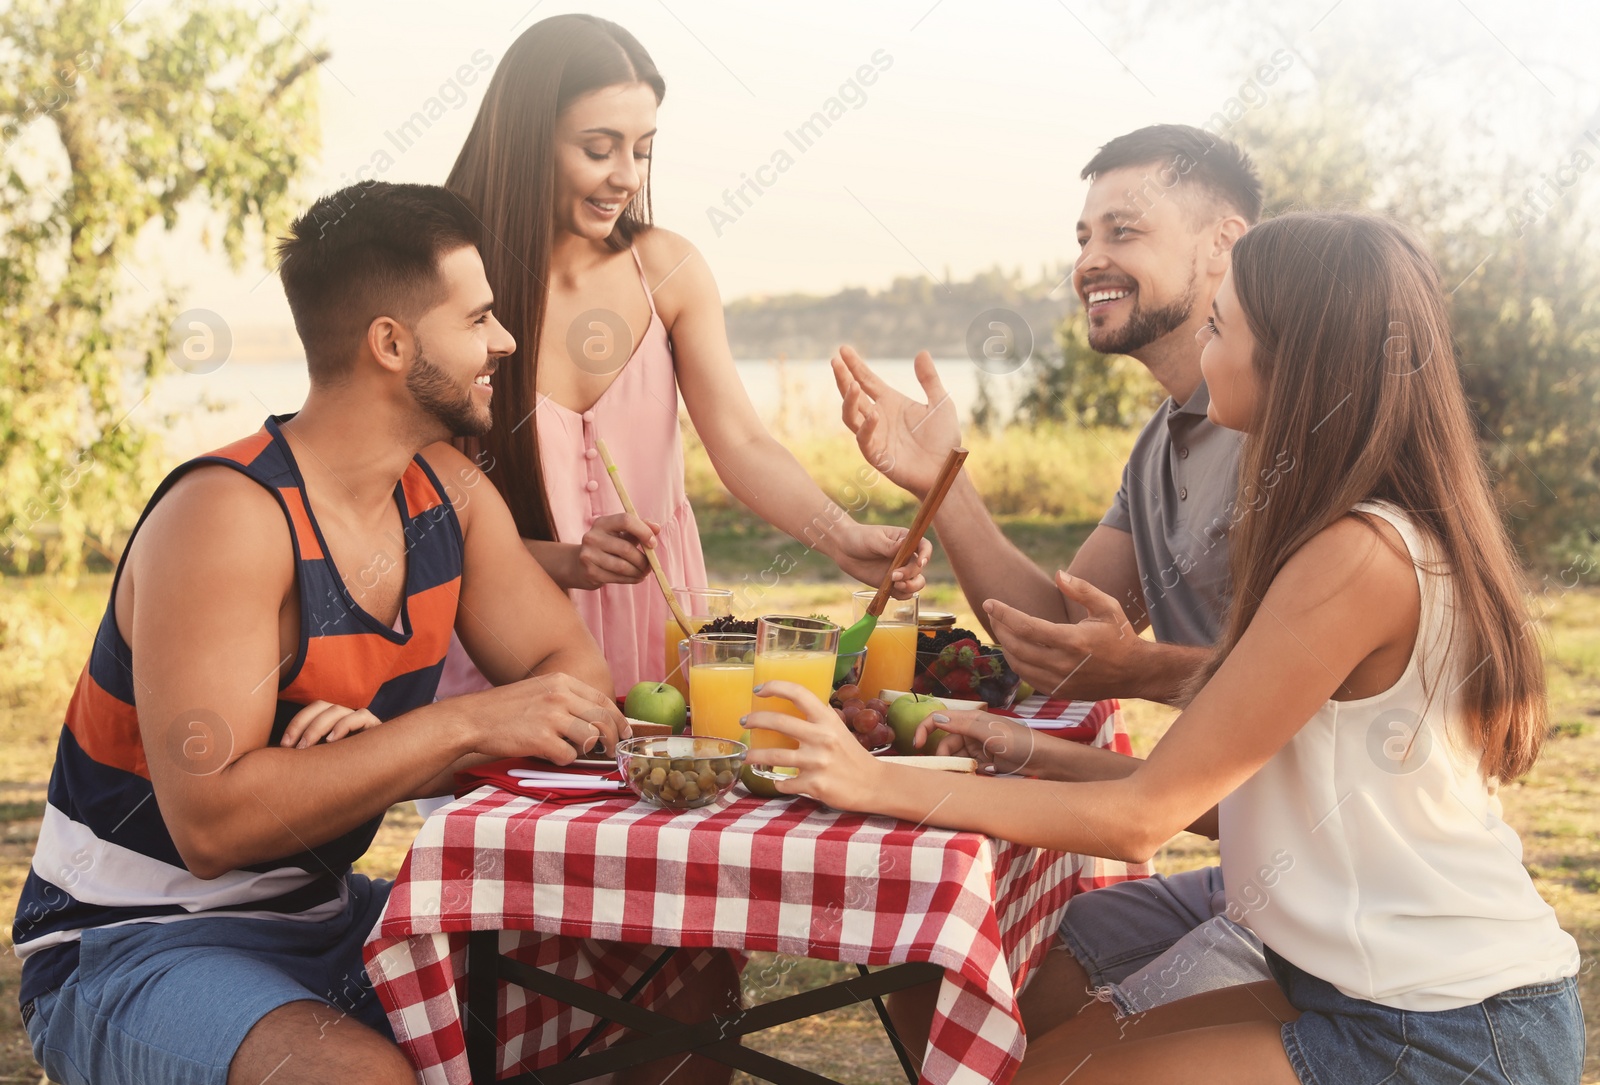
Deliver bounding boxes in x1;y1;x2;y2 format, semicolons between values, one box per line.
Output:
688;632;756;743
852;590;918;701
748;615;839;780
662;587;733;698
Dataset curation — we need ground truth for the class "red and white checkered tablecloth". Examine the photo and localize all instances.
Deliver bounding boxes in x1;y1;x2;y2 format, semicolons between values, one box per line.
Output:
364;697;1149;1085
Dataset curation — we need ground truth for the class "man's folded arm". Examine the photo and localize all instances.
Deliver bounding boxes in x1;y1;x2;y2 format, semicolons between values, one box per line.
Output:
131;469;478;879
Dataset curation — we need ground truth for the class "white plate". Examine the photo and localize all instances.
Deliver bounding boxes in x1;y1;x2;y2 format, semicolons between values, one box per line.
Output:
879;689;985;712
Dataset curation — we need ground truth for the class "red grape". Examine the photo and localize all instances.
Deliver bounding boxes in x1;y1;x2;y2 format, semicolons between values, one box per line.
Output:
835;683;861;702
865;698;890;716
867;723;894;749
852;708;882;734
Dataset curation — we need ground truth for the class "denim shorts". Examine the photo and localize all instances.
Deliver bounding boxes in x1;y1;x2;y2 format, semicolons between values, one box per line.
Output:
24;873;394;1085
1269;947;1586;1085
1057;864;1272;1012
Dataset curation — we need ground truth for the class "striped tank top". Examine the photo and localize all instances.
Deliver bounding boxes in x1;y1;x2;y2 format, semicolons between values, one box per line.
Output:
13;415;463;1005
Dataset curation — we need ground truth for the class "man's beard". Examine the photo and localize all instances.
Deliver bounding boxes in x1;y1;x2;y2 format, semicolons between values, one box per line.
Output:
1087;271;1198;356
407;344;491;438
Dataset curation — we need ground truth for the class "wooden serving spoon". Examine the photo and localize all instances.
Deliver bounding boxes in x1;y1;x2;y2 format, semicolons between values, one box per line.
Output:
597;439;695;643
833;446;969;682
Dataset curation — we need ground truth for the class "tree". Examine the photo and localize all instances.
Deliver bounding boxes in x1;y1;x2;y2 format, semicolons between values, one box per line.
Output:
1015;310;1163;430
1064;0;1600;563
1446;200;1600;563
0;0;325;573
1213;19;1600;564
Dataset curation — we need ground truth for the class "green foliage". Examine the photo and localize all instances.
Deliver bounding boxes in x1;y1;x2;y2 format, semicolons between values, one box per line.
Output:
968;375;1003;434
1448;205;1600;566
1074;0;1600;566
0;0;324;574
685;424;1135;523
1015;311;1164;429
0;589;84;702
1222;77;1600;566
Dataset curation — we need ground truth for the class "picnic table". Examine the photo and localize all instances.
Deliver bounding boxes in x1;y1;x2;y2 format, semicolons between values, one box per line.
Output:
363;696;1148;1085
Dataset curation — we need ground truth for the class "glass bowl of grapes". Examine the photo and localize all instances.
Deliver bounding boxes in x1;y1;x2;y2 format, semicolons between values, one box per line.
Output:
830;677;896;754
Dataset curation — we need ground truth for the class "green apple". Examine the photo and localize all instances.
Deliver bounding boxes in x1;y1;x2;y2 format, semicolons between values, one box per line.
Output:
886;694;948;755
739;762;791;799
624;681;687;734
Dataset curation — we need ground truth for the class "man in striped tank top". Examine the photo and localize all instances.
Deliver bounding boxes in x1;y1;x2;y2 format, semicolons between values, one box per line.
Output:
10;183;707;1085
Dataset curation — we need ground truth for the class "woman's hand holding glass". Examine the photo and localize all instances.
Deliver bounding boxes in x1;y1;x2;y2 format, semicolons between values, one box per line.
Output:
742;681;886;809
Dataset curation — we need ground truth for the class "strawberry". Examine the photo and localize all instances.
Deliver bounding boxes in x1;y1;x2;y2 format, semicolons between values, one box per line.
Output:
943;669;974;695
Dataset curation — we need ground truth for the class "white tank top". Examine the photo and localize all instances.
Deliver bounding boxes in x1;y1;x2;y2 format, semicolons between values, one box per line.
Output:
1219;502;1578;1011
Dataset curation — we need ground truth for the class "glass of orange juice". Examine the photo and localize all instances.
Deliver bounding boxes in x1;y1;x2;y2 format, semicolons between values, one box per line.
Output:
663;587;732;699
748;615;839;780
688;632;755;743
852;590;918;700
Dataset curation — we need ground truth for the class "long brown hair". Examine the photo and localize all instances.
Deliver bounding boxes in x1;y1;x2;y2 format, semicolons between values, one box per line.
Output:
1195;212;1546;780
446;15;664;541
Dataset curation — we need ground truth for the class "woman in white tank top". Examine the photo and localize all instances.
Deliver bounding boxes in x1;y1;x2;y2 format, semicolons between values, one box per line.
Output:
743;212;1584;1084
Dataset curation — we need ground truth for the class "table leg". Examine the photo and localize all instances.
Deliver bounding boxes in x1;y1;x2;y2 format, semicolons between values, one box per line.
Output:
466;931;501;1085
856;964;923;1085
480;950;942;1085
564;945;679;1061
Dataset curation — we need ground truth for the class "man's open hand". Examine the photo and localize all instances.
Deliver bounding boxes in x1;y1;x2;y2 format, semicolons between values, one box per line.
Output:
832;346;962;499
986;572;1147;702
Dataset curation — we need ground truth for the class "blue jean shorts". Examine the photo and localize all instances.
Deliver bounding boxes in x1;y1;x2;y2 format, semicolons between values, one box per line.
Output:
1057;864;1272;1012
1268;946;1586;1085
24;874;394;1085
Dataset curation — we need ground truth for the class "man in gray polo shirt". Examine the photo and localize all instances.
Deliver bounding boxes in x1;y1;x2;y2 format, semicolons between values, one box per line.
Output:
832;124;1266;1049
1103;381;1236;648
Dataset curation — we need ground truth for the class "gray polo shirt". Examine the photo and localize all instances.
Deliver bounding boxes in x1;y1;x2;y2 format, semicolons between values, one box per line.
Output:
1100;380;1243;647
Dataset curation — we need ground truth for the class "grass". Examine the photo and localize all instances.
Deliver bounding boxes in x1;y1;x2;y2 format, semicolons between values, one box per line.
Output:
2;522;1598;1083
684;422;1138;524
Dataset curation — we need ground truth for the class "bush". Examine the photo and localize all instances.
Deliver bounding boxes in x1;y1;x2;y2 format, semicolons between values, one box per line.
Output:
684;422;1135;523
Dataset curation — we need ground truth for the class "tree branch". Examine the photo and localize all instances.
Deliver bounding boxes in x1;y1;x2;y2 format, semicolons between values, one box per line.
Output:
269;48;330;105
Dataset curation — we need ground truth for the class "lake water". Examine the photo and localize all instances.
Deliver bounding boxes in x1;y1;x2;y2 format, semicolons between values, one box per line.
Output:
142;355;1023;459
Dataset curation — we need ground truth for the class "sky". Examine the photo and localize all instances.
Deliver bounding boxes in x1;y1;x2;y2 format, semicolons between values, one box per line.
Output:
130;0;1600;336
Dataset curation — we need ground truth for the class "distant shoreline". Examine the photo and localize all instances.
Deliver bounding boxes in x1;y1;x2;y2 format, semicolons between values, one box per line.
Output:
221;265;1078;366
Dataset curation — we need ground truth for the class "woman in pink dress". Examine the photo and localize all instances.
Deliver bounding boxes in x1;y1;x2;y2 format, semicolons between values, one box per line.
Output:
436;14;928;700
